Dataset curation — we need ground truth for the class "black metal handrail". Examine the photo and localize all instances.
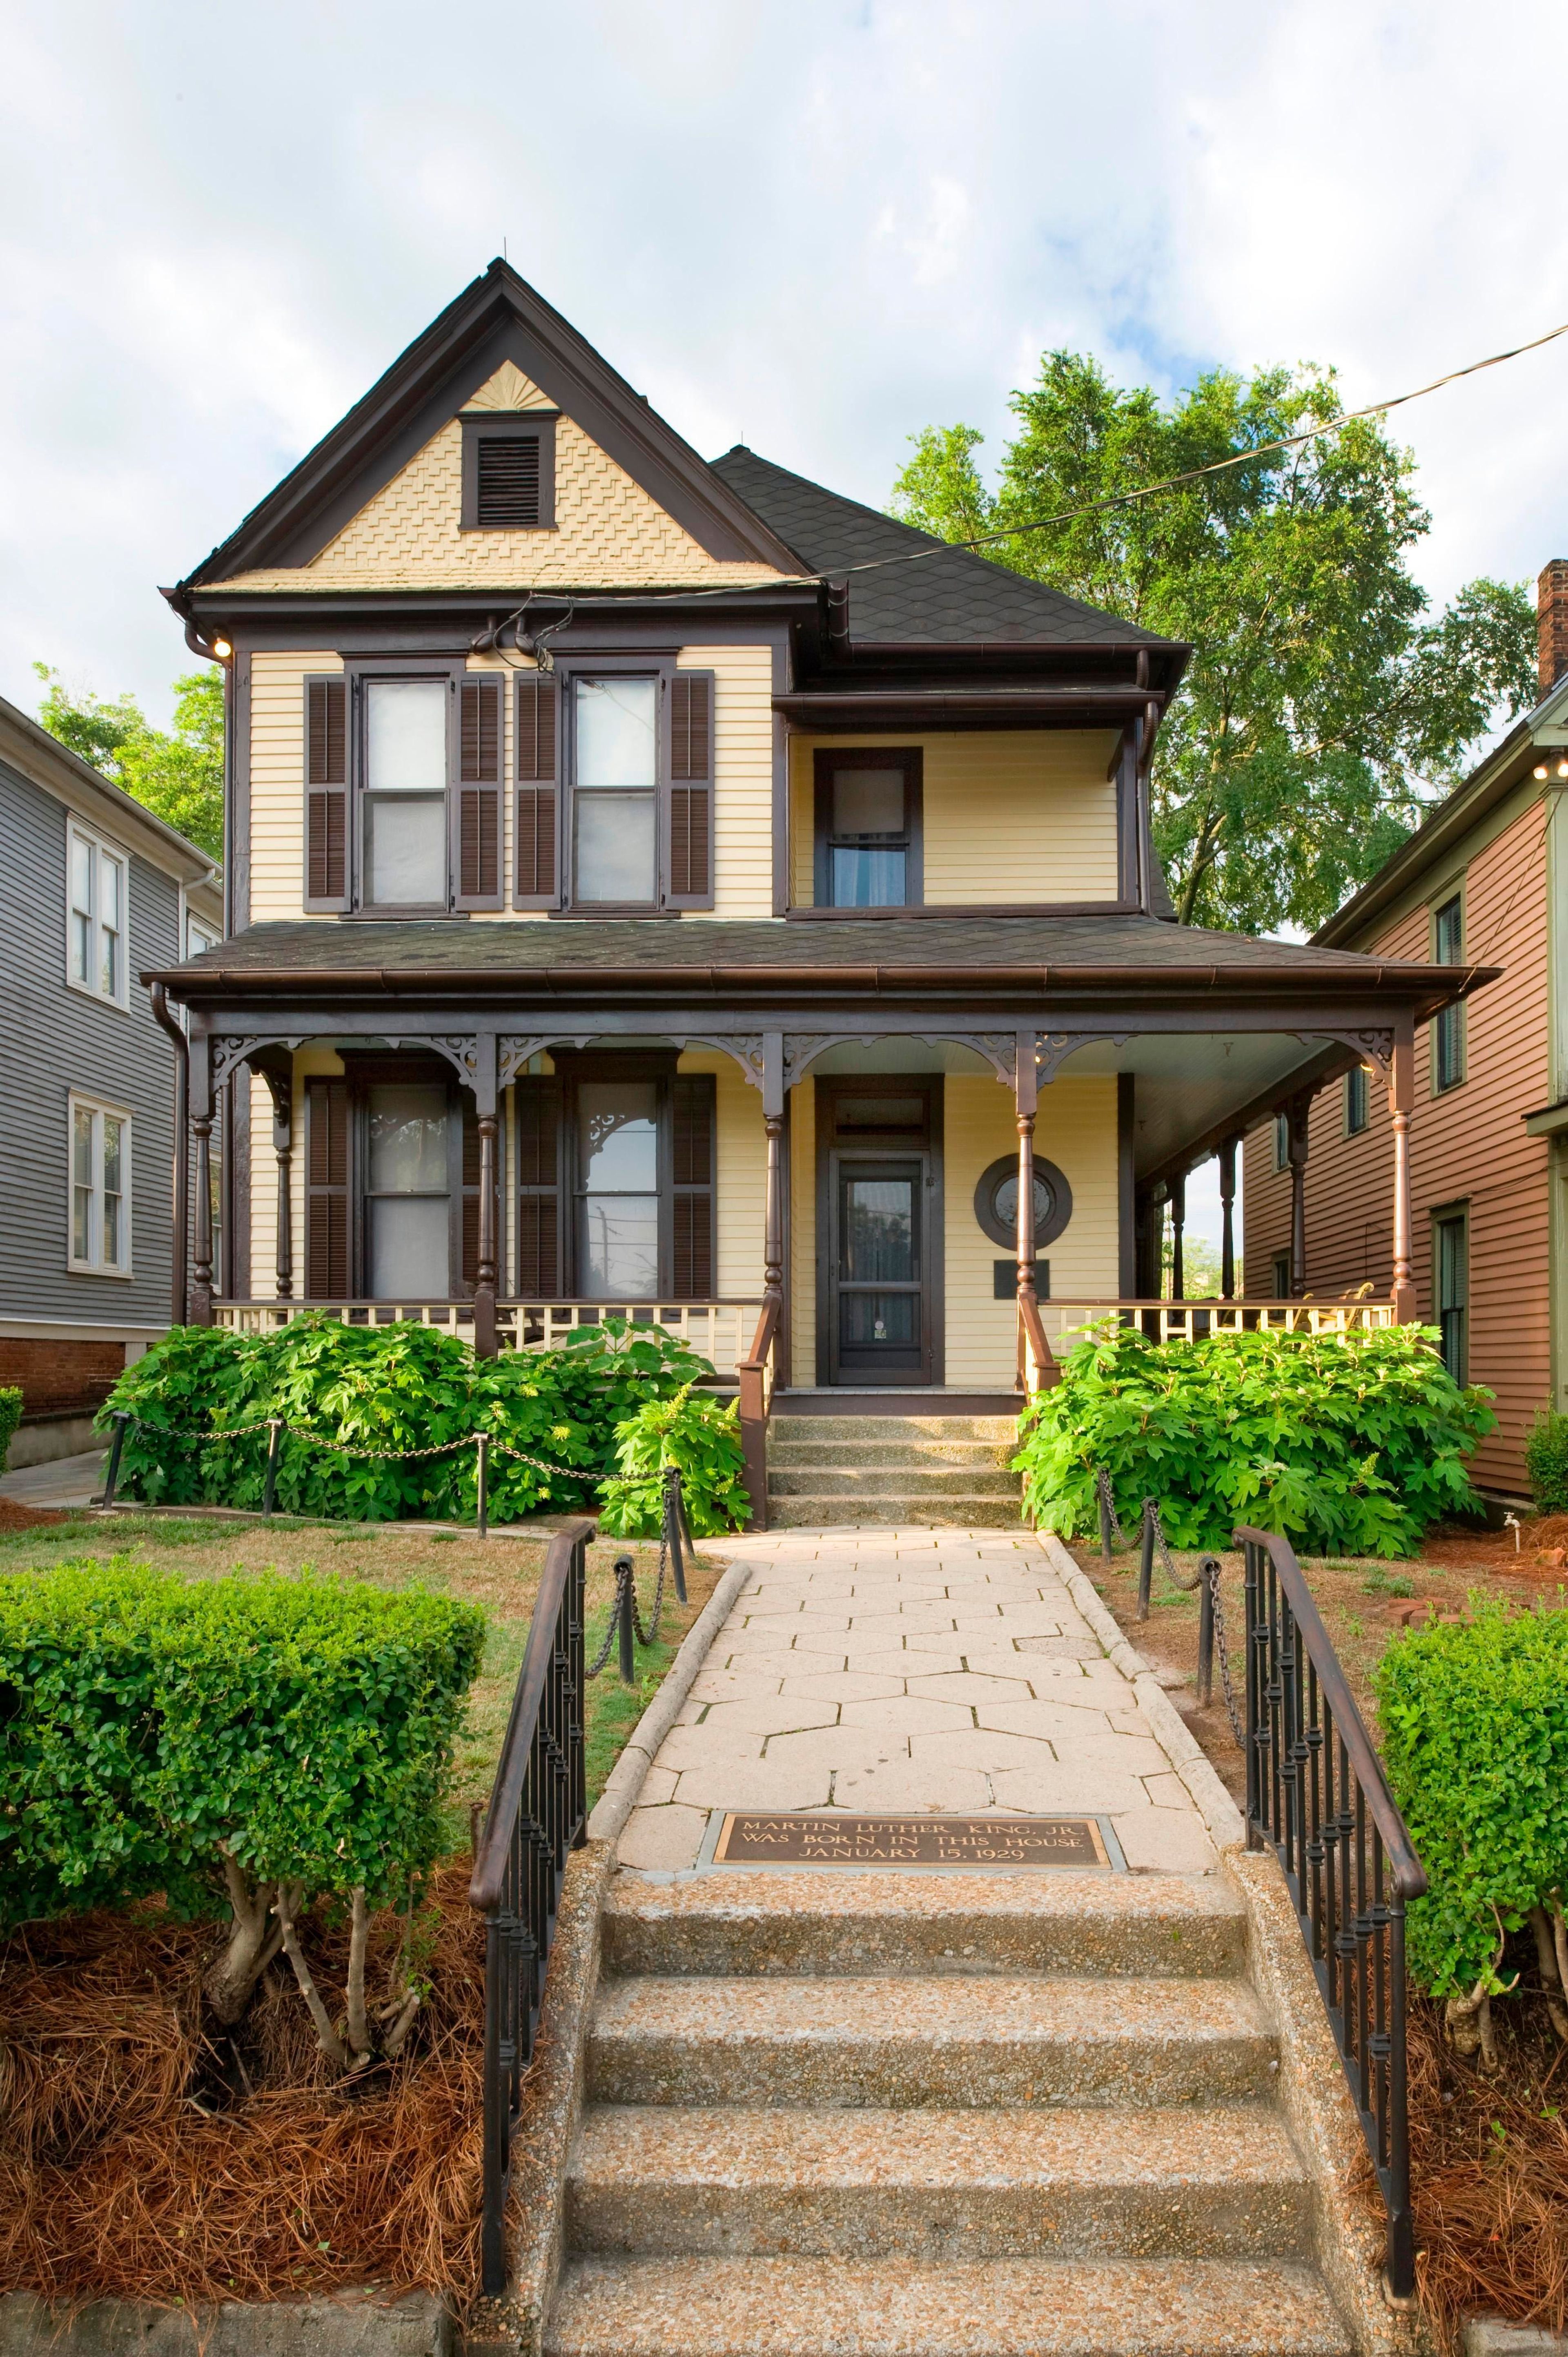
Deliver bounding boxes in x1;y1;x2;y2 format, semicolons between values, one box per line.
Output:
468;1516;593;2296
1237;1525;1427;2303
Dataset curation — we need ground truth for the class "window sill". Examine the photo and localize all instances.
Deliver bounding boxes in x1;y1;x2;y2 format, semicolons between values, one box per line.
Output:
549;905;682;919
65;976;131;1014
784;901;1138;920
67;1262;134;1280
338;909;470;921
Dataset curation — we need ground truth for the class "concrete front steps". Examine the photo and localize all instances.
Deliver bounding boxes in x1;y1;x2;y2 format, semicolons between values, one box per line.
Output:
766;1414;1024;1529
546;1871;1352;2357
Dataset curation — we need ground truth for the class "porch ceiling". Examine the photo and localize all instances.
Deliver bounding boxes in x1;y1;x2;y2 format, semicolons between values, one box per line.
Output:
1053;1033;1336;1178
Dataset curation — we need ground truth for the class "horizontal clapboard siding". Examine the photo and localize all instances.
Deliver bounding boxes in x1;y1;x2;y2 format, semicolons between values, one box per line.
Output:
680;647;773;919
0;759;183;1327
1243;795;1551;1493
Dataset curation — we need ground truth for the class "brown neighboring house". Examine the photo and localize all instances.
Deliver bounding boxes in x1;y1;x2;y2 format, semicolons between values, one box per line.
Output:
1243;562;1568;1502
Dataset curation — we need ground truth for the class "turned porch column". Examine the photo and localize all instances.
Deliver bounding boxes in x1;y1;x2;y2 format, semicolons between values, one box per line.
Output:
1287;1091;1312;1298
264;1071;294;1300
1218;1134;1239;1299
1389;1019;1416;1320
190;1027;214;1327
1169;1171;1186;1300
1013;1028;1058;1388
472;1034;499;1358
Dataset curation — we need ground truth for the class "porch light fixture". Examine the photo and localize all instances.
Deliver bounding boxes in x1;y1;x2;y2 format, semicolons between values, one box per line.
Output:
1537;763;1550;779
212;638;232;660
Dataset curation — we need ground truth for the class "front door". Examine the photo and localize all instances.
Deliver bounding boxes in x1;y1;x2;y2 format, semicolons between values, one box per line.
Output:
816;1079;942;1387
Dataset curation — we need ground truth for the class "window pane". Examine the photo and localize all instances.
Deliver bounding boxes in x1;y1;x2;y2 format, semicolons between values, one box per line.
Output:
842;1293;916;1345
575;678;656;785
581;1197;659;1297
366;680;447;791
993;1170;1055;1235
71;835;92;915
74;1186;93;1263
831;845;906;906
1435;896;1463;962
103;1188;121;1267
579;1082;659;1188
70;910;89;985
99;854;120;930
368;1197;449;1298
73;1105;95;1189
844;1179;915;1281
100;919;119;999
102;1117;122;1196
365;794;446;903
368;1084;449;1191
575;789;655;901
832;768;904;836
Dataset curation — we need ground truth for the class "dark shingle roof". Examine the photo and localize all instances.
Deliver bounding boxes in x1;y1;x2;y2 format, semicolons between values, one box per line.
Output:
152;915;1465;997
710;447;1176;651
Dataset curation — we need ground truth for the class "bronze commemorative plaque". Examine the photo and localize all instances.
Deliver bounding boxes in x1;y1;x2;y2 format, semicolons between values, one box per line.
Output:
710;1813;1112;1869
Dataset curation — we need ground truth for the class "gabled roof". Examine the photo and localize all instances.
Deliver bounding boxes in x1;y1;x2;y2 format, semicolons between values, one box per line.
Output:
0;691;221;895
174;261;804;595
711;446;1184;659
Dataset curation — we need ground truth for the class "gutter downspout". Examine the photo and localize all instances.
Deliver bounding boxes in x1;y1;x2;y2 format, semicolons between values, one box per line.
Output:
150;983;190;1327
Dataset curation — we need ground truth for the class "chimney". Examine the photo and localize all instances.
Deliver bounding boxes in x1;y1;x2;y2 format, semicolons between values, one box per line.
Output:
1540;559;1568;696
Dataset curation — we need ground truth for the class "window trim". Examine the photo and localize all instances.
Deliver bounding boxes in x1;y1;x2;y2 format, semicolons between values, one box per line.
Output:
1430;883;1468;1094
1431;1201;1469;1385
65;820;130;1012
345;660;463;918
67;1091;133;1278
1344;1062;1370;1137
812;747;924;909
460;411;559;533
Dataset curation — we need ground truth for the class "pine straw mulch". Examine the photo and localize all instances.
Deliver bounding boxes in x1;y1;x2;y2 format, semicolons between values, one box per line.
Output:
0;1862;485;2311
0;1498;65;1532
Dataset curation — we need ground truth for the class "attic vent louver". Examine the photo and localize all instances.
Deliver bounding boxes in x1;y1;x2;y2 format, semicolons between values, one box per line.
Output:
475;433;541;528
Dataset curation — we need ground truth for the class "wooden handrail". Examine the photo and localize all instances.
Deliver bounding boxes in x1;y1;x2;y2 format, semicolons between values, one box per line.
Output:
1017;1291;1059;1391
737;1292;781;1532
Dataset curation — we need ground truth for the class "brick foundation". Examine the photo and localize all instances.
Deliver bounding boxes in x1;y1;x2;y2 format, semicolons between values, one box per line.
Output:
0;1338;128;1421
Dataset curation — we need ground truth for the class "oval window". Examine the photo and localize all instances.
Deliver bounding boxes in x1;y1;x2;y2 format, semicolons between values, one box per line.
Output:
973;1154;1073;1250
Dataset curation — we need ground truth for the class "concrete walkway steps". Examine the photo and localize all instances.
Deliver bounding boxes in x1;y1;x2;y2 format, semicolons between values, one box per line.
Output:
550;1869;1351;2357
765;1416;1023;1529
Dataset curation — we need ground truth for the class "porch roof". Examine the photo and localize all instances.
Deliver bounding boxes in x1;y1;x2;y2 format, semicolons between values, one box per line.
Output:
145;914;1490;1021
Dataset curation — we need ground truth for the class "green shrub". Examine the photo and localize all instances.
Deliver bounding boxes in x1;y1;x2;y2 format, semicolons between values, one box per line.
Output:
598;1382;752;1539
1376;1599;1568;1997
1524;1409;1568;1516
0;1384;22;1466
99;1315;710;1523
1014;1322;1494;1557
0;1559;485;2050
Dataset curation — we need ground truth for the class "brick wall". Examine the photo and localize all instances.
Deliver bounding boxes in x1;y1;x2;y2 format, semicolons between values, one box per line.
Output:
0;1337;127;1420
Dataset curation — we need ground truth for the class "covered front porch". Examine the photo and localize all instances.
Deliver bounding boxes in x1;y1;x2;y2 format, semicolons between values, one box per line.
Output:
146;914;1482;1524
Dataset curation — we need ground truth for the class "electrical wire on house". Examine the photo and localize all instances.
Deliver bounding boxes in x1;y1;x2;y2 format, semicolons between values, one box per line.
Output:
470;314;1568;653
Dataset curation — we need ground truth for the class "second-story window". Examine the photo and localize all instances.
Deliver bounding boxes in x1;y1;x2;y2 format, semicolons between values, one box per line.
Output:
813;749;922;908
67;824;127;1007
573;677;658;905
364;679;449;908
1432;891;1465;1091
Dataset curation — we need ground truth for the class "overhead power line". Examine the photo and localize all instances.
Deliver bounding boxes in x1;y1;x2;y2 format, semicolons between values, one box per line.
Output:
474;313;1568;640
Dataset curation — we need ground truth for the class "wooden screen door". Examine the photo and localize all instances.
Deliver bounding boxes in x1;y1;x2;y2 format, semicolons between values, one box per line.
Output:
817;1079;940;1387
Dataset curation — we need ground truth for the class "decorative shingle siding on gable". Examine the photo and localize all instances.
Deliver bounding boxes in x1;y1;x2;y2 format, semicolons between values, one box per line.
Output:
0;759;180;1327
211;413;786;595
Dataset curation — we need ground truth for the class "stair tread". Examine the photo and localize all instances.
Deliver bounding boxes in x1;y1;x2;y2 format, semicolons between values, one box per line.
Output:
592;1972;1269;2048
546;2255;1352;2355
573;2101;1306;2189
608;1866;1243;1931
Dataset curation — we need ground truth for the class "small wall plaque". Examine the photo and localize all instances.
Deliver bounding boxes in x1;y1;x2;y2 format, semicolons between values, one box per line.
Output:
708;1812;1114;1869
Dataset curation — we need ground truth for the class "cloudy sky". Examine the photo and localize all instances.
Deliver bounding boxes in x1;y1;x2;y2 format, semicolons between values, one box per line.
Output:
3;0;1562;1255
4;0;1566;729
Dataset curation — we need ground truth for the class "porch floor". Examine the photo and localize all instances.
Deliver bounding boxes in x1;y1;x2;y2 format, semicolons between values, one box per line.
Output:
615;1527;1218;1877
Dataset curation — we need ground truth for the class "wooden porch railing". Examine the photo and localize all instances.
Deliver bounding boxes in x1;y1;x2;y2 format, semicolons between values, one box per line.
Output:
1038;1298;1397;1347
212;1297;770;1379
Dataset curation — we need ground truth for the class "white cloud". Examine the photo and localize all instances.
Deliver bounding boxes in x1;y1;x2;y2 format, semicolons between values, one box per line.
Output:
1;0;1566;722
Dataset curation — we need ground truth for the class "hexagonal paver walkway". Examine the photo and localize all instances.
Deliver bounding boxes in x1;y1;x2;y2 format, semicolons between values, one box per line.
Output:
617;1525;1216;1876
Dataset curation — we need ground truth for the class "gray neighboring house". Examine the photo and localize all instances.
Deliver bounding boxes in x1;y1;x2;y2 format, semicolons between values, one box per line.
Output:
0;692;222;1465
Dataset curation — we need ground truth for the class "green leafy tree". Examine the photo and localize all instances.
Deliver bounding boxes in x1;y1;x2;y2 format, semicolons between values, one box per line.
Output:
35;662;224;859
890;357;1538;933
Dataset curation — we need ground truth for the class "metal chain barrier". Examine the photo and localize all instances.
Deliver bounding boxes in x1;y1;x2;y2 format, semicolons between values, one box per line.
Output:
1094;1468;1243;1750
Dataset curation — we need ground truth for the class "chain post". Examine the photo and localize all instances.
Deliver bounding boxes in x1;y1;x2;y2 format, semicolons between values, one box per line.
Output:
1137;1499;1155;1621
100;1411;129;1511
262;1418;283;1518
664;1466;688;1604
1098;1477;1114;1562
615;1554;635;1684
475;1434;489;1539
1196;1554;1218;1706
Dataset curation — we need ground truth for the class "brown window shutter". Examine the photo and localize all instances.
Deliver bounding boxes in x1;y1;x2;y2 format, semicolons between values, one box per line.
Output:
455;676;503;909
303;678;349;911
671;1074;715;1299
305;1077;350;1297
514;676;559;905
515;1076;563;1295
666;671;714;907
